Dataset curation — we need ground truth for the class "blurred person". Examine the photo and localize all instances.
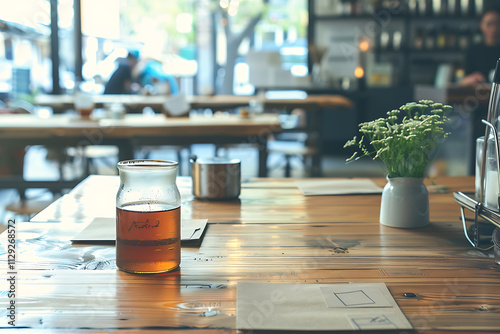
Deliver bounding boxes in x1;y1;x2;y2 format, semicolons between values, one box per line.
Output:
461;7;500;86
134;59;179;95
104;51;139;94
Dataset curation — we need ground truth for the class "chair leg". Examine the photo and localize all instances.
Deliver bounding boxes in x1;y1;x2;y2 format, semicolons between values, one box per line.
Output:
284;154;292;178
186;146;192;176
177;150;183;176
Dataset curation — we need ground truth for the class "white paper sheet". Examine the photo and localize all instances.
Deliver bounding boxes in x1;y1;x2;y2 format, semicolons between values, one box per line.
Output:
71;217;207;245
236;282;412;331
296;179;383;196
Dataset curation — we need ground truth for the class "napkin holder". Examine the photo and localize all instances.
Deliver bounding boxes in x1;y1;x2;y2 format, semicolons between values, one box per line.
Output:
454;59;500;250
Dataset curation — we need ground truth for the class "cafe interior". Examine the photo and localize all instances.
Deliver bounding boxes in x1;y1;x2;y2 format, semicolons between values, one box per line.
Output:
1;0;500;332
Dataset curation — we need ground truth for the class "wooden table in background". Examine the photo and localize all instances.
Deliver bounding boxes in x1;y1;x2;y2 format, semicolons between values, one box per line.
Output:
34;94;353;112
34;94;353;177
0;113;280;192
1;175;499;333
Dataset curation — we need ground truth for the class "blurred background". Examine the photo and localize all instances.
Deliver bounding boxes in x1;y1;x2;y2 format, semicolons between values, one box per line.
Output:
1;0;497;220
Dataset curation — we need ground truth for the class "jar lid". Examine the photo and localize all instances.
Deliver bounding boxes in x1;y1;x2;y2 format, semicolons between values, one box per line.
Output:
194;157;240;165
493;227;500;248
117;159;178;170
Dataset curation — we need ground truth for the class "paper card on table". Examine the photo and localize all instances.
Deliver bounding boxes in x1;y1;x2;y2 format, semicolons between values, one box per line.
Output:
320;286;392;308
71;217;208;246
295;179;383;196
236;282;412;331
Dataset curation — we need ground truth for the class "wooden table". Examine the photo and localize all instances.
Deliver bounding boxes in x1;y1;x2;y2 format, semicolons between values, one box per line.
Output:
34;94;353;111
0;113;281;192
33;94;353;177
2;175;500;333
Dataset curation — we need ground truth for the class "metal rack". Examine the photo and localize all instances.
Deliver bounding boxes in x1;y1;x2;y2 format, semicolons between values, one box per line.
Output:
453;61;500;251
454;191;500;251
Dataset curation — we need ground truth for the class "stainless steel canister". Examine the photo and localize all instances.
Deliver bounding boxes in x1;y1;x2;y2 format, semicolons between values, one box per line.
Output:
190;156;241;200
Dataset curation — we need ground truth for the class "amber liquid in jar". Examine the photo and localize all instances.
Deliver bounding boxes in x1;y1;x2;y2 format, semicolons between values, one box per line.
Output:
116;202;180;274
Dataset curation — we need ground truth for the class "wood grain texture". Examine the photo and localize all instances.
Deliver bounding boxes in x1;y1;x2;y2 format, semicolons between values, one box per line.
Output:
2;176;500;333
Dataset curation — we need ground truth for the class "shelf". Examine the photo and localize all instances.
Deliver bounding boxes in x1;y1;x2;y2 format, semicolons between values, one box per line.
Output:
374;47;467;54
313;13;480;21
414;49;465;54
313;14;403;20
308;0;478;87
313;12;406;20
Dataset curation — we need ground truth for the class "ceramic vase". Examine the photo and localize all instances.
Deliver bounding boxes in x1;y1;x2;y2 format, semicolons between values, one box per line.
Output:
379;177;429;228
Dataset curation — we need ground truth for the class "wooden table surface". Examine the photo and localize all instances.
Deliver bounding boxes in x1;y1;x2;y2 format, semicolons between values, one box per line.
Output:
2;175;500;333
34;94;354;111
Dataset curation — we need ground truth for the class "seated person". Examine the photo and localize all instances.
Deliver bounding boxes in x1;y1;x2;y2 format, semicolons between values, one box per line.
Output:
461;7;500;86
104;52;138;94
135;59;179;95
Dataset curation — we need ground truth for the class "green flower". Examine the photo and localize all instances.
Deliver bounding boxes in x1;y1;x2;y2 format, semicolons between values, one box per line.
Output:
344;100;451;178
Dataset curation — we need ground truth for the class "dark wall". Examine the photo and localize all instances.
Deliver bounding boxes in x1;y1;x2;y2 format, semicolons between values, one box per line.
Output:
318;86;414;156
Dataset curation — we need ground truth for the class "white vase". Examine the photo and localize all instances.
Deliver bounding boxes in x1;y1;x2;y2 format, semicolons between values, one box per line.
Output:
379;177;429;229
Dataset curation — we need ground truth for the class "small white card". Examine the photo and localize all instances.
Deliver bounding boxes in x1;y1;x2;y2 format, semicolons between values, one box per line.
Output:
295;179;383;196
320;286;392;308
71;217;207;246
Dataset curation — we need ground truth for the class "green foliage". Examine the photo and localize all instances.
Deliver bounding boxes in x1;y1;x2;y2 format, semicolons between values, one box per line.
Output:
120;0;196;45
344;100;452;178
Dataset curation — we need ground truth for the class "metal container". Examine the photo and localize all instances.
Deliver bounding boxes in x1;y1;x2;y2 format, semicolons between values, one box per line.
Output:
494;227;500;265
190;156;241;200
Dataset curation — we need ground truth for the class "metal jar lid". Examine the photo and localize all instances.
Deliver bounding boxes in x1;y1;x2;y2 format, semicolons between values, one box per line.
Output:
191;156;240;165
493;227;500;248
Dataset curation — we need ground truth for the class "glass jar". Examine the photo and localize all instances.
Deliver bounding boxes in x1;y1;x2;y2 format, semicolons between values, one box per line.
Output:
481;135;500;210
116;160;181;274
476;136;484;199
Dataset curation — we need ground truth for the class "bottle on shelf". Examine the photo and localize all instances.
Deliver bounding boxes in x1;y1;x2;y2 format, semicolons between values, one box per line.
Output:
425;25;436;50
460;0;470;17
331;0;343;16
417;0;427;16
458;25;470;50
341;0;352;15
383;0;402;12
360;0;375;15
448;0;458;16
393;31;403;51
380;30;391;50
437;25;447;49
446;26;457;49
476;0;483;17
414;27;424;50
352;0;363;16
432;0;444;16
408;0;417;16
